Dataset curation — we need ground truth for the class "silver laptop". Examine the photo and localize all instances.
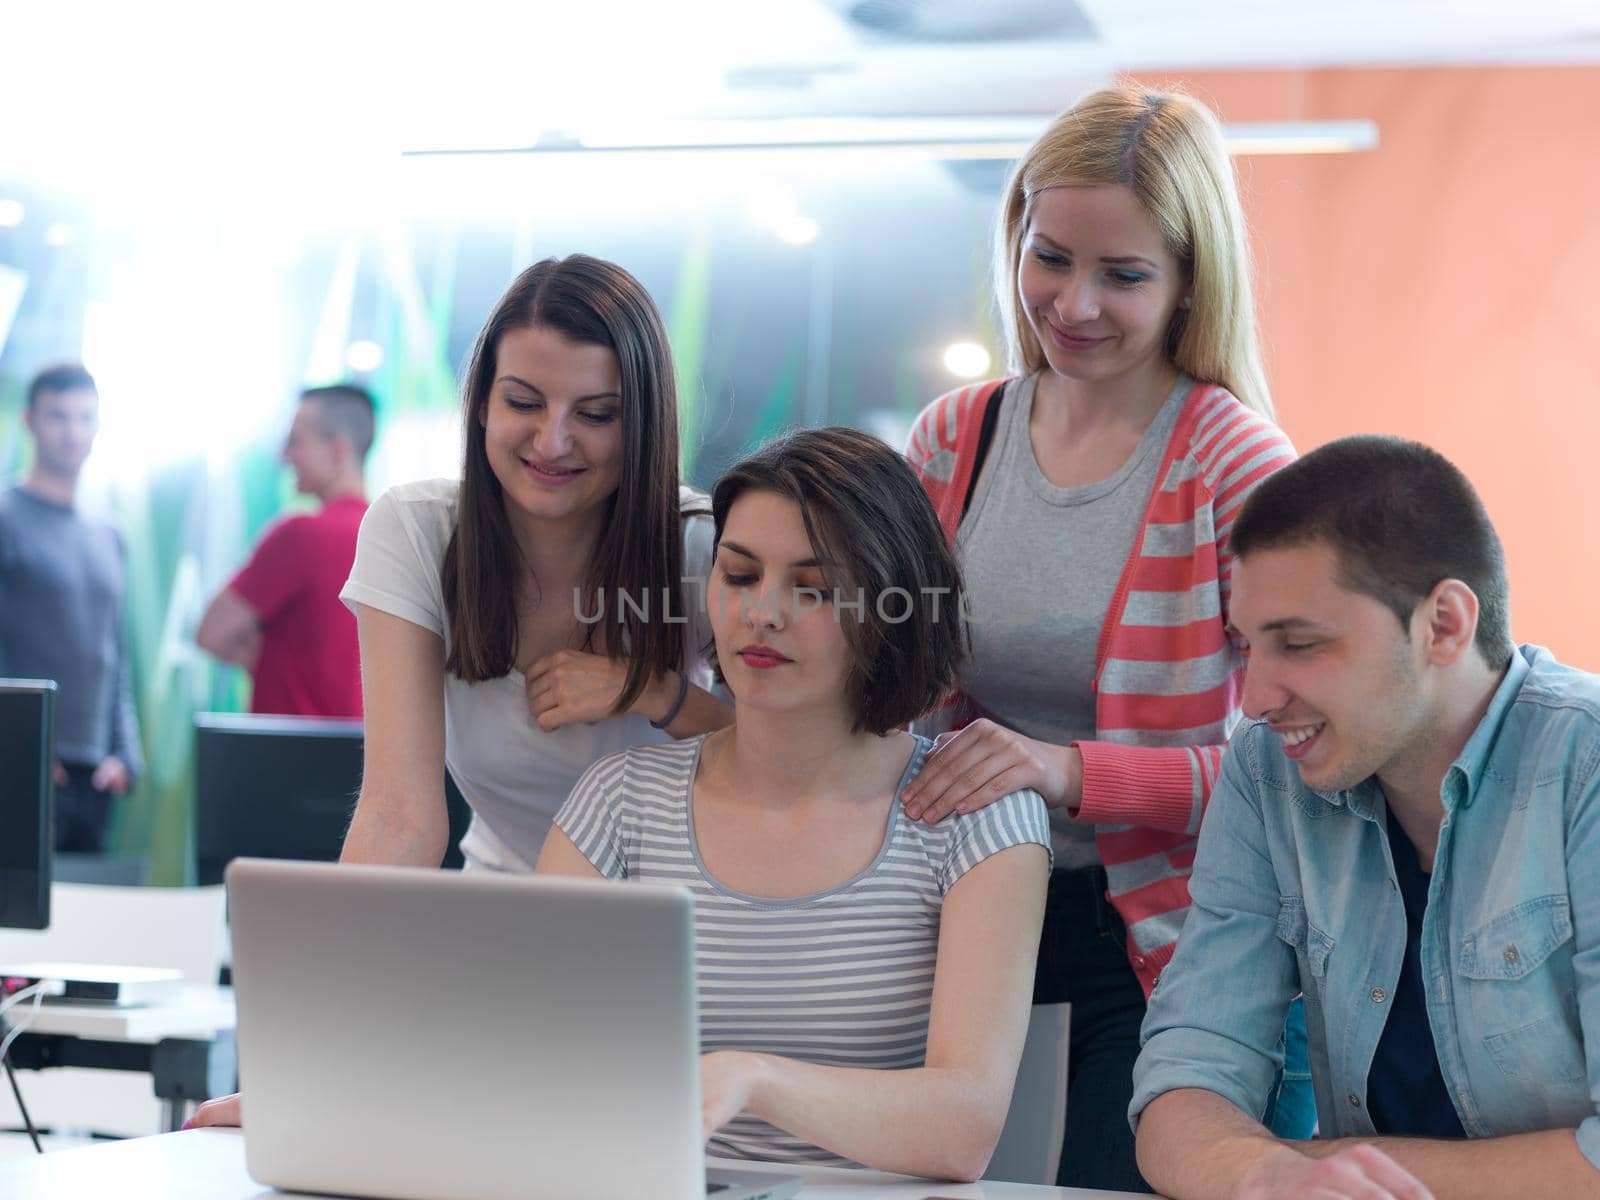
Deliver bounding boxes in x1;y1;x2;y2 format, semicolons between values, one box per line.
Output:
227;859;802;1200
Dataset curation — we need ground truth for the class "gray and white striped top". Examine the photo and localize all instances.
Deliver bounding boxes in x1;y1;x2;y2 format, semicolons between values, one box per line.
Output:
554;733;1051;1167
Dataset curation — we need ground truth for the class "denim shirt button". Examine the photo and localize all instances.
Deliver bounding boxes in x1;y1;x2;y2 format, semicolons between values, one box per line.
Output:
1504;945;1520;965
1370;986;1387;1004
1347;1093;1361;1108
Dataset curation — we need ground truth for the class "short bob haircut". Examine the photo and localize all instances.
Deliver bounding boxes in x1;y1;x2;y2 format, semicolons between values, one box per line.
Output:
711;426;967;736
996;84;1274;419
442;255;686;714
1231;435;1514;670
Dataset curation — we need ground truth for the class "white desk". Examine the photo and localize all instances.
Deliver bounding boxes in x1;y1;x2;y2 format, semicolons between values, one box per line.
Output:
5;987;236;1131
0;1129;1153;1199
18;986;235;1042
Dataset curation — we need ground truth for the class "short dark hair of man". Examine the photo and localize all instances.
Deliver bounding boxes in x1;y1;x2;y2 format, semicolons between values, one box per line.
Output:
712;425;968;736
1231;434;1514;670
27;363;97;410
300;384;376;461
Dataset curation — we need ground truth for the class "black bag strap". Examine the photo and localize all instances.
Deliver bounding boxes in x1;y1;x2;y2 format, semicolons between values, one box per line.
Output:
959;378;1009;522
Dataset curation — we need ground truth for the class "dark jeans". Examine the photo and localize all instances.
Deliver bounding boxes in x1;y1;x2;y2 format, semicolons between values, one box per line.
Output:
1033;867;1320;1192
1032;865;1156;1193
55;762;116;854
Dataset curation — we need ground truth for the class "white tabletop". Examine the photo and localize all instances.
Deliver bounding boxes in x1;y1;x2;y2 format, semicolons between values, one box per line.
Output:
11;986;235;1043
0;1129;1151;1199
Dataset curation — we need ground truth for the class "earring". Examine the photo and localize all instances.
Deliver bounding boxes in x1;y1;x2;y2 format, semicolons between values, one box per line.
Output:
1179;296;1192;309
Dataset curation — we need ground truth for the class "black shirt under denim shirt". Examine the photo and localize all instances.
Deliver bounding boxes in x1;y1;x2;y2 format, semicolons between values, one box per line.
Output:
1366;805;1468;1138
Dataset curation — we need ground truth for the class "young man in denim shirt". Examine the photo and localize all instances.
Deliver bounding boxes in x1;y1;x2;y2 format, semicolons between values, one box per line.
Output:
1130;436;1600;1200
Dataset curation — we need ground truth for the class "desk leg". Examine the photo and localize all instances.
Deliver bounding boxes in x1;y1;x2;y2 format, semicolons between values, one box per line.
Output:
152;1031;237;1131
7;1030;237;1135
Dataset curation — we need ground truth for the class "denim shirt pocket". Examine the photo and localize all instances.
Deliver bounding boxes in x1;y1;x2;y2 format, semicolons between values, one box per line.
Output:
1276;896;1336;1006
1459;895;1585;1086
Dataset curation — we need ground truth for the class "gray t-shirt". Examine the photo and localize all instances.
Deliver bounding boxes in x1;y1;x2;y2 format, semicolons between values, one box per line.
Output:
0;485;143;775
555;733;1051;1167
957;372;1188;868
339;478;716;871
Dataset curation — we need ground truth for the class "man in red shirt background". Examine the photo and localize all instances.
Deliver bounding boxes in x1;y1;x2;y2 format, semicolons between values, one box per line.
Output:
197;385;373;717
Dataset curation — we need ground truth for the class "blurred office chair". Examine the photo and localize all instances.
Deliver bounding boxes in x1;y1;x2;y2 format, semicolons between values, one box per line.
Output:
193;712;471;884
984;1001;1072;1186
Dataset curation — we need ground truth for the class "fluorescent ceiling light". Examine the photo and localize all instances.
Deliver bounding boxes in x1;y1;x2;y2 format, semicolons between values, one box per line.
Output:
404;116;1377;160
943;341;992;378
1225;121;1380;156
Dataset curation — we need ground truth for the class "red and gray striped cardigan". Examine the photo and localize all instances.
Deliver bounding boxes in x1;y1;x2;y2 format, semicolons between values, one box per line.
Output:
906;375;1295;995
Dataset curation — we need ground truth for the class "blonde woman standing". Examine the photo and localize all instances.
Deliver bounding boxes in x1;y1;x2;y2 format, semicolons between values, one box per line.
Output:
903;86;1308;1191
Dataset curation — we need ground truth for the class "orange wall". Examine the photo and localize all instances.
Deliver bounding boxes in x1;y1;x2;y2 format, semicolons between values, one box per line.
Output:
1135;66;1600;668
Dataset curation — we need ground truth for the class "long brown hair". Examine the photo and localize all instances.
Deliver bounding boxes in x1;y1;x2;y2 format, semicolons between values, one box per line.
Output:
442;255;686;714
996;84;1274;419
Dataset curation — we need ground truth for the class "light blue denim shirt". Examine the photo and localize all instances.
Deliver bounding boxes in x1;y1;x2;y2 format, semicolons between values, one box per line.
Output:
1130;645;1600;1171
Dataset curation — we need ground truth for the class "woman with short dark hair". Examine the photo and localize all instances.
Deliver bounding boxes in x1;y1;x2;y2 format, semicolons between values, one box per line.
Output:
538;427;1052;1181
708;425;968;734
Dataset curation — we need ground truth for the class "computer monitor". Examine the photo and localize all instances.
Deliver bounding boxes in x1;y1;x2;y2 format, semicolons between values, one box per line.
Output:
0;680;55;929
193;713;470;886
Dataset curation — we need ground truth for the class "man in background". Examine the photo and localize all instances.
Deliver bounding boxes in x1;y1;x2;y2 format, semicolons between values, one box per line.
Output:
0;364;143;853
197;385;372;718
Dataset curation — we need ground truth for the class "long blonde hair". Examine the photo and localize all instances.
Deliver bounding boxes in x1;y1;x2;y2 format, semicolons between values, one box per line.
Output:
995;85;1274;419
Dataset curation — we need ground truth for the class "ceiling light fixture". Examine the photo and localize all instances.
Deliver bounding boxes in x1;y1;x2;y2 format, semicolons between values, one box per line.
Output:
775;214;820;245
943;341;992;378
405;117;1377;161
345;341;384;373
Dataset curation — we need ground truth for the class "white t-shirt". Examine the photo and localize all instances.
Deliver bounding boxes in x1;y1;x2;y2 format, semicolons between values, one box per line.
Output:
340;478;717;872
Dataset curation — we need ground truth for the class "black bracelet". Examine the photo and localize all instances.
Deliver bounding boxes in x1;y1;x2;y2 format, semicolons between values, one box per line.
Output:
650;670;690;730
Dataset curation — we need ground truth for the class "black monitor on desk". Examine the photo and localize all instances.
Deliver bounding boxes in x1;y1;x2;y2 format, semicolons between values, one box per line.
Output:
194;713;470;885
0;680;55;929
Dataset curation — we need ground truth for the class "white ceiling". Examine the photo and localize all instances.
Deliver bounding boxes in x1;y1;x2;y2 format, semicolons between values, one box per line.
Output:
3;0;1596;197
689;0;1600;119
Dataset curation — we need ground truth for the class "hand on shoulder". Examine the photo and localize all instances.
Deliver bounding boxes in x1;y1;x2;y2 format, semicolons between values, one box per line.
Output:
902;721;1080;823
